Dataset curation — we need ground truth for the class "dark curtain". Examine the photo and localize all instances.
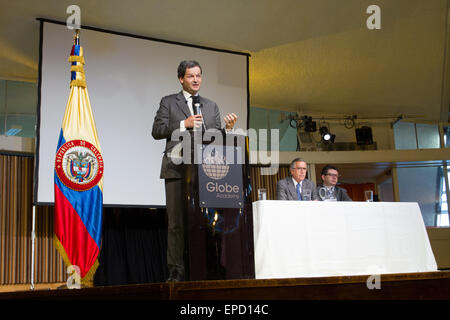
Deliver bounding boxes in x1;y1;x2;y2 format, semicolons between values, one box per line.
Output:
94;207;168;286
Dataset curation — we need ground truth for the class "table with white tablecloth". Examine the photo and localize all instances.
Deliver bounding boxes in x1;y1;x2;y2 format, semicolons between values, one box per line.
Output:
252;201;438;279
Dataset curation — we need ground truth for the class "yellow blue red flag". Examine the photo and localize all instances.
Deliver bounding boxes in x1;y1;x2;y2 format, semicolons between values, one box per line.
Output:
54;31;104;283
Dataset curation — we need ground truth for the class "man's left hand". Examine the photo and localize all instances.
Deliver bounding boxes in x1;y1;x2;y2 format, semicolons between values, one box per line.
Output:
224;113;238;130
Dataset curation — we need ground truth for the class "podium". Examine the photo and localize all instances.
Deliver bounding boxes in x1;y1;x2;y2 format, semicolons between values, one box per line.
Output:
182;130;254;281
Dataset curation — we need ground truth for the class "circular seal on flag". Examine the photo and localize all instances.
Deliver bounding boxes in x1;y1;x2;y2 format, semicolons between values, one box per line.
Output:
55;139;104;191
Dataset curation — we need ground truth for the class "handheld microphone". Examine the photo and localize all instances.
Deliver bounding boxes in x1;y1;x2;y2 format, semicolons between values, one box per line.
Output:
192;96;201;115
191;96;206;131
193;103;201;115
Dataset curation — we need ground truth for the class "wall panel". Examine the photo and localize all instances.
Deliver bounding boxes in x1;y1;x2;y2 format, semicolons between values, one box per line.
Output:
0;154;66;285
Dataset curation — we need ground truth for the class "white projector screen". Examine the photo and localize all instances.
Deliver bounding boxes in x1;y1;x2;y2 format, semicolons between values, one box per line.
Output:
35;19;249;207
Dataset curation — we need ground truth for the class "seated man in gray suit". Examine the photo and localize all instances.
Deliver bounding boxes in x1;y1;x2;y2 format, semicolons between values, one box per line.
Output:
152;60;237;282
316;164;352;201
277;158;318;200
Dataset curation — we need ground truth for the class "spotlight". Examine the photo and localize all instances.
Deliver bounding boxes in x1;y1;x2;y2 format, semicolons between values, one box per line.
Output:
327;133;336;143
319;126;336;144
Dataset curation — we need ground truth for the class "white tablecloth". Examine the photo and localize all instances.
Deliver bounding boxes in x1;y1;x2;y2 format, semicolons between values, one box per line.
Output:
252;201;437;279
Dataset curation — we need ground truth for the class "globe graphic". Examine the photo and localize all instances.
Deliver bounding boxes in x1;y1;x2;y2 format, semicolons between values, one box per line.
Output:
202;163;229;180
202;154;229;180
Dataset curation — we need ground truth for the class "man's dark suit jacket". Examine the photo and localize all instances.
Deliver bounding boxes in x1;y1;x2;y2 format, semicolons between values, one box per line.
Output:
315;183;352;201
151;91;222;179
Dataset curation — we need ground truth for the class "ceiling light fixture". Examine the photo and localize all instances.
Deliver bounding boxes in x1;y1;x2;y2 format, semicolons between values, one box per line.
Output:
319;126;335;144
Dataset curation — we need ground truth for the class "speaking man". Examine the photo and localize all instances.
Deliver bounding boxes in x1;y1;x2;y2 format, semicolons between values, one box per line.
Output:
152;60;237;282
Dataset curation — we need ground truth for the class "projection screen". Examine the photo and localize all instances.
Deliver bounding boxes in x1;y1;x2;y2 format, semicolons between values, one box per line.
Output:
35;19;249;207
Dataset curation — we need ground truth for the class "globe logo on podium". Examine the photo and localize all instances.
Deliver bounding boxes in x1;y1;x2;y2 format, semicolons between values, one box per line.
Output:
202;152;229;180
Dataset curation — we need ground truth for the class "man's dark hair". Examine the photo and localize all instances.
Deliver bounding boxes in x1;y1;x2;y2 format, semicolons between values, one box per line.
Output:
321;164;339;176
177;60;202;78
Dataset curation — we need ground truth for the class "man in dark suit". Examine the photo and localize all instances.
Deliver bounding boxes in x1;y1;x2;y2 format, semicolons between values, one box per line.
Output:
152;60;237;282
277;158;318;201
316;164;352;201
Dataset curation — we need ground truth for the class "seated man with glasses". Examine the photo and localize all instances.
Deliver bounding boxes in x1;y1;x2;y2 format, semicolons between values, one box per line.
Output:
316;164;352;201
277;158;318;201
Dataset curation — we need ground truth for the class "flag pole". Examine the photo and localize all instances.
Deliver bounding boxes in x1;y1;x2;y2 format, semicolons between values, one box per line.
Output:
30;205;36;290
74;28;80;45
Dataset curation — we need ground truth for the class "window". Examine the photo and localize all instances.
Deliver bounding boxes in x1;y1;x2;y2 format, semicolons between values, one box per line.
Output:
393;122;441;150
0;80;37;139
397;164;449;226
444;126;450;148
438;166;450;227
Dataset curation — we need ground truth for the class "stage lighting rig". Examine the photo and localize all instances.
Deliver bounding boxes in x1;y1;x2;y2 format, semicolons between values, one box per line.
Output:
319;126;336;144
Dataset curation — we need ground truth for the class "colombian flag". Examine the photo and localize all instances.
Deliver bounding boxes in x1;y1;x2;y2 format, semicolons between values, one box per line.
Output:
54;31;104;283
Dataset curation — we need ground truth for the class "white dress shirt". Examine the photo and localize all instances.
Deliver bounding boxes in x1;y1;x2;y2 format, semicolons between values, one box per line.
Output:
179;90;201;131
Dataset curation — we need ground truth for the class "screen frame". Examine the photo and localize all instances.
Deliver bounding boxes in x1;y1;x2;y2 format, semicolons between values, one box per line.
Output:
34;18;250;207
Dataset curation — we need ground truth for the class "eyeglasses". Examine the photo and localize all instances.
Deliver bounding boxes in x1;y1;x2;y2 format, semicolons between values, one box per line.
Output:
325;173;340;178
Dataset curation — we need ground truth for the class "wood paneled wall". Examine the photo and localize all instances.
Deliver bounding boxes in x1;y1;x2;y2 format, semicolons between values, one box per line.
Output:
249;166;290;201
0;154;66;285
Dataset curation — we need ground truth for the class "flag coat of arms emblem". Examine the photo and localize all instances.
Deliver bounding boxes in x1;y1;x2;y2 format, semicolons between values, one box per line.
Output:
54;31;103;283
